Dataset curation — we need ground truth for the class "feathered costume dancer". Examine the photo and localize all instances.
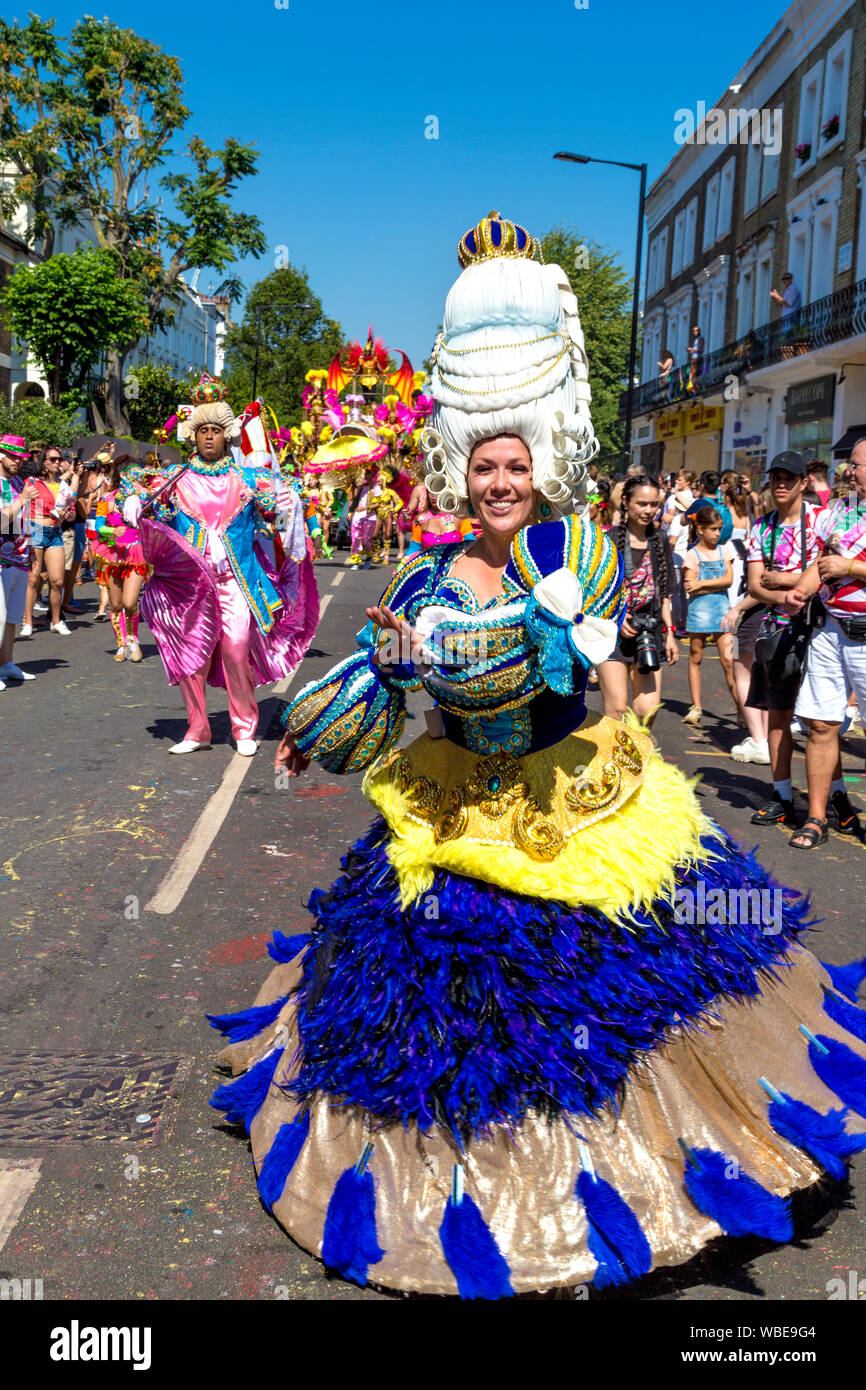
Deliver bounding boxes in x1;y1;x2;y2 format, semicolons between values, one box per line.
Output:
210;214;866;1296
122;377;319;755
87;475;149;659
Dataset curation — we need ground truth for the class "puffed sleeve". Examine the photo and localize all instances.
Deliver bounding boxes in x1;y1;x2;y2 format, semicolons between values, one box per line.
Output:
281;550;440;774
248;467;279;532
507;516;625;693
118;466;177;524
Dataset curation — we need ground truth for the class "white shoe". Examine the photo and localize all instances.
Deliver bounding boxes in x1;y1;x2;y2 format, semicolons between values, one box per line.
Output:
18;623;32;638
33;601;48;613
731;736;771;765
50;620;72;635
168;739;212;754
235;739;258;757
0;662;35;682
0;678;5;691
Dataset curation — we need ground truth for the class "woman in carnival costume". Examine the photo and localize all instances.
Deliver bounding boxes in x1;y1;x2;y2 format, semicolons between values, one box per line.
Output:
87;452;150;663
122;376;318;757
209;214;866;1297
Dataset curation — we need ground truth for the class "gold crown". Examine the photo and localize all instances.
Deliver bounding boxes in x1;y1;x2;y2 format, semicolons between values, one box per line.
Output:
457;210;538;268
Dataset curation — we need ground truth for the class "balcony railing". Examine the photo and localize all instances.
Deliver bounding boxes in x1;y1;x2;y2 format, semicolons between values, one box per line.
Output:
621;275;866;420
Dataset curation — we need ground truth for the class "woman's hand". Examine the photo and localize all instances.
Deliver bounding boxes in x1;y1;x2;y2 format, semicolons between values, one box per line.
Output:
721;605;741;633
621;614;637;640
665;632;679;665
274;731;310;779
365;604;421;668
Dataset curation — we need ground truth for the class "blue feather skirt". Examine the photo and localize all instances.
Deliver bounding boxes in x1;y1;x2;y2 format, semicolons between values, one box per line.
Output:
210;818;866;1297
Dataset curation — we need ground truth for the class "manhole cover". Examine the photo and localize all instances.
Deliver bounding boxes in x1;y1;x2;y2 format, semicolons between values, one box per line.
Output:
0;1054;195;1144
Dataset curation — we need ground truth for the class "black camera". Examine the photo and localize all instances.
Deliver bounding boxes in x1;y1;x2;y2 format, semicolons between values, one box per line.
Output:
631;613;660;674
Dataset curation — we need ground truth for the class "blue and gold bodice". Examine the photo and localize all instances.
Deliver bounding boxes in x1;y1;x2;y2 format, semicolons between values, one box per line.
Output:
284;515;624;773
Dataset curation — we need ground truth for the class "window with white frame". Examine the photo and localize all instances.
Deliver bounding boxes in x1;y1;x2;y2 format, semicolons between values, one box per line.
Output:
811;207;835;300
795;60;823;173
717;158;735;237
744;140;761;214
647;238;659;298
671;209;685;276
754;239;774;327
703;174;720;249
820;31;851;150
736;257;755;337
760;107;782;201
656;227;668;292
683;198;697;269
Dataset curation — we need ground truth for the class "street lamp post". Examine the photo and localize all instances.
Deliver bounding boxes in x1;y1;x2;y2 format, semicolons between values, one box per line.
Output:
252;302;313;398
554;151;647;469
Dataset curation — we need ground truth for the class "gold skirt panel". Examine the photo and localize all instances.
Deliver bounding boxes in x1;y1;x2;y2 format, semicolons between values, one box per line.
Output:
217;949;858;1297
362;713;714;917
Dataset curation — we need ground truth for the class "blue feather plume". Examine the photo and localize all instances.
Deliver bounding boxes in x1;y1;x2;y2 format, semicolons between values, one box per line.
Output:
257;1110;310;1211
769;1094;866;1182
823;989;866;1045
809;1035;866;1119
575;1170;652;1287
206;994;289;1042
439;1194;514;1299
267;930;311;963
820;958;866;1004
683;1147;793;1241
210;1048;284;1133
321;1164;384;1286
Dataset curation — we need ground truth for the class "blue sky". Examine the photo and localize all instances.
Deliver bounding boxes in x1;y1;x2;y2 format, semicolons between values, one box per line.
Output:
39;0;789;367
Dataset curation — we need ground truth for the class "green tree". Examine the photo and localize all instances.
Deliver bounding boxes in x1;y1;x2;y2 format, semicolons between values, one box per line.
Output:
1;248;146;406
1;16;266;433
540;226;635;463
0;398;80;449
123;362;195;441
222;265;343;427
0;15;65;258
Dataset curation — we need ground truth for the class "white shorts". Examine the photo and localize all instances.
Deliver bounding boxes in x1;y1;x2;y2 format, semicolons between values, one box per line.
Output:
795;616;866;723
1;564;29;626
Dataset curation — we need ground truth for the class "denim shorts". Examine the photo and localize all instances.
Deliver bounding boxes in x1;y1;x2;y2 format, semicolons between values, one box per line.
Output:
31;524;64;551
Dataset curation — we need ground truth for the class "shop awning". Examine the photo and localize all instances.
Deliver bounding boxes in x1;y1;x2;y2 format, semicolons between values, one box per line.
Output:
832;424;866;457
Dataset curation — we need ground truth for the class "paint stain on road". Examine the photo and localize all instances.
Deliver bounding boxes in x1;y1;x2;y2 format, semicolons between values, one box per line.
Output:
207;933;272;966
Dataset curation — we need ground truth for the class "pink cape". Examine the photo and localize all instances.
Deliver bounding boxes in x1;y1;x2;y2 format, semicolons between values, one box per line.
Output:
138;516;319;688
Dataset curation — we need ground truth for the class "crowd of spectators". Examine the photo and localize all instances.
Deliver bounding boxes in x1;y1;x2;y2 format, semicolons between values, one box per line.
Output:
588;442;866;850
0;434;123;689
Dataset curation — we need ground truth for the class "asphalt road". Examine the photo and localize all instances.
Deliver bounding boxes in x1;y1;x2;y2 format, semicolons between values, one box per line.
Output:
1;554;865;1303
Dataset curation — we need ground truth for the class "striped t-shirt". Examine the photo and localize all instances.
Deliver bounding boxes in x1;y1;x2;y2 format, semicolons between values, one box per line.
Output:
814;498;866;617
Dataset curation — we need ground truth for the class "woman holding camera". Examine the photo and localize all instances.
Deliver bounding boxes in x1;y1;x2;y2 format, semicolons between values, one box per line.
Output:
597;474;678;724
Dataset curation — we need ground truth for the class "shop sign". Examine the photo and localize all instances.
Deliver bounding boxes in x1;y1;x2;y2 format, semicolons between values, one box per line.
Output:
785;374;835;425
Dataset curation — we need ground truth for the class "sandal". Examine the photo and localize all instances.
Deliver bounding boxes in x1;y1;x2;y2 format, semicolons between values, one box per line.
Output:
789;817;828;849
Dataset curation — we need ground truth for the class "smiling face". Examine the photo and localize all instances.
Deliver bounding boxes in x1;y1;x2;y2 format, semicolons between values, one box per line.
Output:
195;422;227;461
466;435;533;541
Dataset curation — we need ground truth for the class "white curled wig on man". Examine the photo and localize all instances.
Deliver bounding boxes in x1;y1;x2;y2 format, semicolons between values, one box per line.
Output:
423;211;599;521
178;374;241;446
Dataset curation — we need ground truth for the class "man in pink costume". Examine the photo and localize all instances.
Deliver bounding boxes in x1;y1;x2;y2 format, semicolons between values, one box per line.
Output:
123;377;318;756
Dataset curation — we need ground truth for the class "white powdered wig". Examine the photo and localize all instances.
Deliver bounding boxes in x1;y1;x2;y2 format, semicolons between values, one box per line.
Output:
425;256;598;518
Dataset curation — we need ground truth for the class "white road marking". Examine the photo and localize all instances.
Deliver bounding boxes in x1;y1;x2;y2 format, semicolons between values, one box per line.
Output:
147;587;339;914
0;1158;42;1254
331;570;344;587
146;752;254;914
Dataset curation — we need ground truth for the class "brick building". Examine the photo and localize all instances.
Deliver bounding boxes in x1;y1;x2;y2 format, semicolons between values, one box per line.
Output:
626;0;866;480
